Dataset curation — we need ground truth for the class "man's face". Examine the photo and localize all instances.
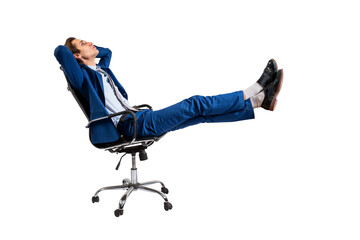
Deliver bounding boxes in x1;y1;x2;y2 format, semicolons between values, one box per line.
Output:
72;39;99;62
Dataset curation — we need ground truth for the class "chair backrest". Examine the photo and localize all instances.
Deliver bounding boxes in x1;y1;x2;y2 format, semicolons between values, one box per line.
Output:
59;66;165;152
60;67;90;121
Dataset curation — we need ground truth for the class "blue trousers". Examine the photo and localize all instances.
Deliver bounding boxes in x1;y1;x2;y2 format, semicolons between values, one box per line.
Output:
120;90;254;138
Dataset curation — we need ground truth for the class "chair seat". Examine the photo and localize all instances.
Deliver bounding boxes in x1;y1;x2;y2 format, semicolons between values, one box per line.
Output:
94;134;166;153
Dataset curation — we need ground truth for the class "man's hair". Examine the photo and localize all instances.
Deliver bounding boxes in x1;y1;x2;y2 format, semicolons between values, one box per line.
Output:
64;37;80;54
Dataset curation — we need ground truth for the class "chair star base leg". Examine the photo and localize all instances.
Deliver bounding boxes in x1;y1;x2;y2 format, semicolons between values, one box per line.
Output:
92;153;172;217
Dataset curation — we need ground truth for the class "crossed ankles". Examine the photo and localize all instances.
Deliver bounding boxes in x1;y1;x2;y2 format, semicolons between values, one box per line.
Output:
245;59;284;111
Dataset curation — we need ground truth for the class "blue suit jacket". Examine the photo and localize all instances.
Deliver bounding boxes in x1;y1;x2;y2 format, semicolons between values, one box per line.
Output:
54;45;127;145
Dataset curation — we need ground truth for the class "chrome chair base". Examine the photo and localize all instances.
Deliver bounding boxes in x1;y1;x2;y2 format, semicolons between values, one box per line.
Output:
91;153;172;217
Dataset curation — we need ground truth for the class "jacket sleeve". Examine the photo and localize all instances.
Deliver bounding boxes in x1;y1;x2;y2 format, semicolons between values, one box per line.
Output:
96;46;112;68
54;45;84;90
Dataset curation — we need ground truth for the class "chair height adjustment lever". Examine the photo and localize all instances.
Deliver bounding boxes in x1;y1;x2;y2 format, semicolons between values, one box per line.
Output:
115;153;127;170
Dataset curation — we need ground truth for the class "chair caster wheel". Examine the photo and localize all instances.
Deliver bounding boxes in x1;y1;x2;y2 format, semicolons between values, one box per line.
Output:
114;209;124;217
164;202;173;211
161;187;169;194
92;196;99;203
123;179;130;185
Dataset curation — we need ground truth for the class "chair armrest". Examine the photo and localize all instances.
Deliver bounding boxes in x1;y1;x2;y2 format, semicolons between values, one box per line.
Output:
134;104;153;111
86;110;138;142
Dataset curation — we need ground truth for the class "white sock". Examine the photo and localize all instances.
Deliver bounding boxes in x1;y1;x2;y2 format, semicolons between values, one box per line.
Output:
243;83;263;100
250;91;265;108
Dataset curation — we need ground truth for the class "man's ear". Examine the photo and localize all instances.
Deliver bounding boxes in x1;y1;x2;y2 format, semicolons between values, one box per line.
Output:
73;53;81;60
73;53;83;64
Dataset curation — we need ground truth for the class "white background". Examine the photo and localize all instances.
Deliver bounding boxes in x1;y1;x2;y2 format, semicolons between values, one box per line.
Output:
1;0;359;239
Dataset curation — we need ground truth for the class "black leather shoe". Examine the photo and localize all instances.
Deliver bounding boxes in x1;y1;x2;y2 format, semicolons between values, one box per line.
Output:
257;59;278;88
261;69;284;111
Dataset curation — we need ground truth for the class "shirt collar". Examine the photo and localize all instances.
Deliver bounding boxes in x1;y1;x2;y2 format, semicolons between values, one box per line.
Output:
88;65;99;71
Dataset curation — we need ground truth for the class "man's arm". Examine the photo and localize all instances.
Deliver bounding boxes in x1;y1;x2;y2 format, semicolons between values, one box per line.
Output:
96;46;112;68
54;45;84;90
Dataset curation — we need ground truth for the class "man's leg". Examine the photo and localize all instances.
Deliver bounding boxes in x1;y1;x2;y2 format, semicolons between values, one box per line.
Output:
120;60;283;138
127;90;254;138
167;100;254;132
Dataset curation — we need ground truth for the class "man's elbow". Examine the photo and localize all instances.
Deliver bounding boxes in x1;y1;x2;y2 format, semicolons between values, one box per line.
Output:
54;45;69;59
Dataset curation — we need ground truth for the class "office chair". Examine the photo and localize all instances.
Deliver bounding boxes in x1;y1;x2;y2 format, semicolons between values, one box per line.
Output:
60;67;172;217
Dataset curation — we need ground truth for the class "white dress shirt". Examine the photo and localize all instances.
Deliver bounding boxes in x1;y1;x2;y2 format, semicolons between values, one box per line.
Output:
88;65;131;126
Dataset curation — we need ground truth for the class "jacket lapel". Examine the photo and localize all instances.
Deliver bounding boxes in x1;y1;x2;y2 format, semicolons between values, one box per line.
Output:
82;65;105;103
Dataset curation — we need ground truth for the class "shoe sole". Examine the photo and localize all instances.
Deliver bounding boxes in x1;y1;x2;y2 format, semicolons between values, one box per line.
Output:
269;69;284;111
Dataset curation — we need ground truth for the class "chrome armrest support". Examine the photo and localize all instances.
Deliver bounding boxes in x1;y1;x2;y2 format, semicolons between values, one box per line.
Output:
86;110;138;142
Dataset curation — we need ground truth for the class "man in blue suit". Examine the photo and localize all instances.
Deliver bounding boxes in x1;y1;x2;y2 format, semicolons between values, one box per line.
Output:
54;38;283;145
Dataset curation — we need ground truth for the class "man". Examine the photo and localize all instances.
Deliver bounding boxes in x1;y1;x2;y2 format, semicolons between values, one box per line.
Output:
54;38;283;145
